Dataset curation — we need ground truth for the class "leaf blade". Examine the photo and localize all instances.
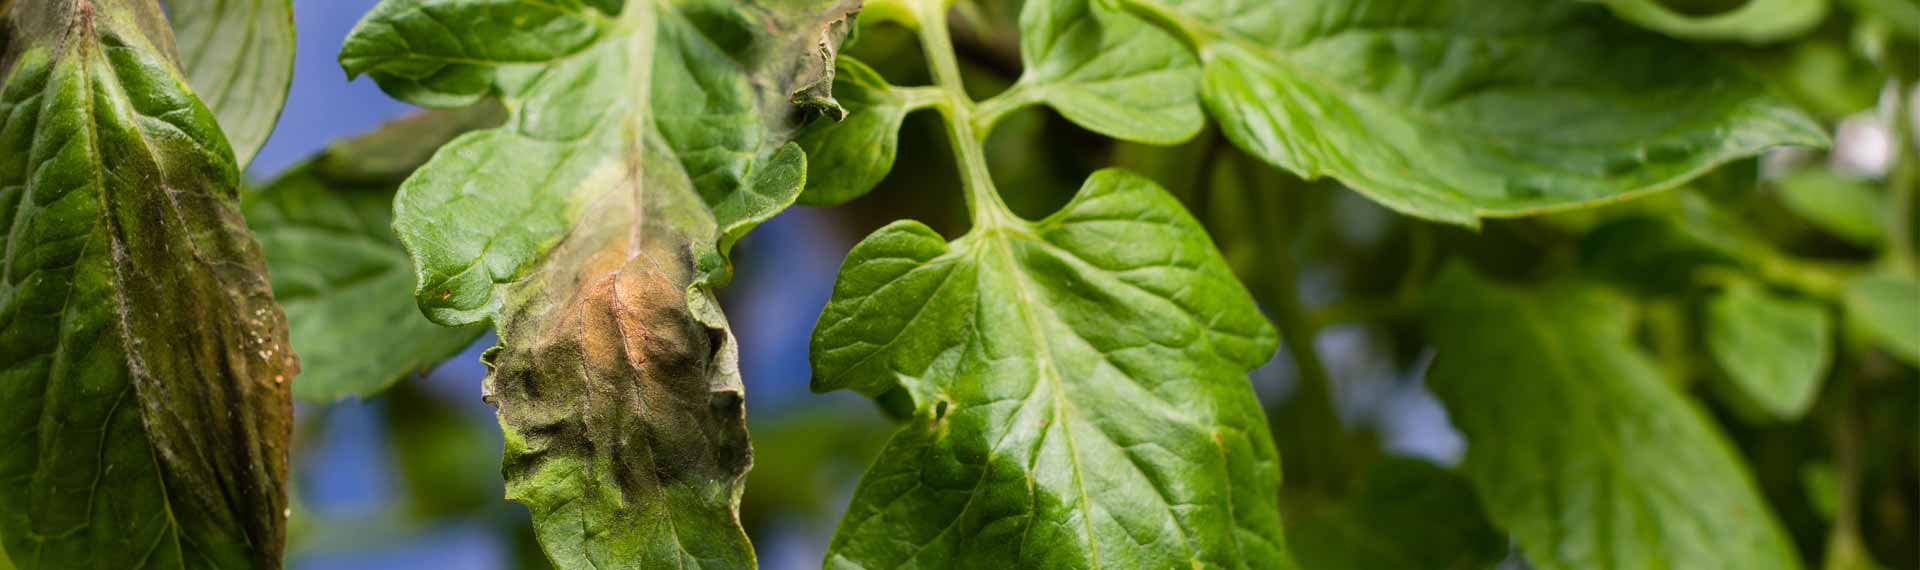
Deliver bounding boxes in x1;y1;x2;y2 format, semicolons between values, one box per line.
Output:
165;0;295;167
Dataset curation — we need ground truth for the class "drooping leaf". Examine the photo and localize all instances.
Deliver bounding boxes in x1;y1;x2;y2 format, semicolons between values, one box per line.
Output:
812;169;1293;569
1117;0;1828;225
1844;271;1920;365
1423;266;1800;570
1589;0;1828;43
342;0;858;567
1705;282;1833;420
795;56;932;206
1776;168;1885;246
245;105;501;402
1011;0;1202;145
163;0;294;168
1286;457;1507;570
0;1;295;568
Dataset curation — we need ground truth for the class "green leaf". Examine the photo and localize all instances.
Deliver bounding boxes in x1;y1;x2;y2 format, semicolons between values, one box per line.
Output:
245;105;501;402
1589;0;1828;43
812;169;1293;569
344;0;858;567
1843;271;1920;365
1705;283;1833;420
1286;457;1507;570
164;0;294;168
1119;0;1828;225
1423;266;1800;570
1776;169;1885;246
0;1;295;568
1008;0;1202;145
795;57;933;206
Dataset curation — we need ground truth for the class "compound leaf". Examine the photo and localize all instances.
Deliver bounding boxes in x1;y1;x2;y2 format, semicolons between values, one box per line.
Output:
795;56;931;206
1423;266;1800;570
1705;283;1832;420
812;169;1292;569
0;1;295;568
343;0;857;567
164;0;294;168
1012;0;1202;145
245;105;501;402
1121;0;1828;225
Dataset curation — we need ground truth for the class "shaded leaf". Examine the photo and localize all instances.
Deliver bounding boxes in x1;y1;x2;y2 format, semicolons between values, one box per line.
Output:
343;0;858;567
1286;457;1507;570
1705;282;1833;420
1776;168;1885;246
1590;0;1828;43
164;0;294;167
245;105;501;402
812;170;1292;569
1423;266;1800;570
1844;271;1920;365
795;57;933;206
1119;0;1828;225
1011;0;1202;145
0;1;295;568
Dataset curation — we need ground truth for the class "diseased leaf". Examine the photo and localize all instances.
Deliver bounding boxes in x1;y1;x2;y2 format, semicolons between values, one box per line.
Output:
1589;0;1828;43
1844;271;1920;365
0;1;295;568
245;105;501;402
1118;0;1828;225
1423;266;1800;570
812;169;1292;569
1776;168;1885;246
164;0;294;168
1286;457;1506;570
1010;0;1201;145
343;0;857;566
795;56;932;206
1705;282;1832;420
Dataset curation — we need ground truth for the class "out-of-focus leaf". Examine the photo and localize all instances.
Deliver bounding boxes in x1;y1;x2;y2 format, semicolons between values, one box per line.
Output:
796;57;933;206
1706;283;1833;420
247;106;500;402
1776;169;1886;246
1424;266;1801;570
382;381;498;519
1844;271;1920;364
1117;0;1828;225
164;0;294;167
1591;0;1828;43
341;0;859;567
1008;0;1202;144
812;170;1293;568
1579;216;1740;294
0;1;295;568
1287;457;1507;570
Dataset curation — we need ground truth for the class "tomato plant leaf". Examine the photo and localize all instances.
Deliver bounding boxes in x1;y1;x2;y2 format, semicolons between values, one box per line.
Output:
245;105;501;402
1776;168;1885;247
1423;266;1800;570
1589;0;1828;43
795;56;932;206
811;169;1292;569
1286;457;1506;570
344;0;857;567
1705;283;1832;420
1009;0;1202;145
0;1;295;568
1118;0;1828;225
1843;271;1920;365
164;0;294;168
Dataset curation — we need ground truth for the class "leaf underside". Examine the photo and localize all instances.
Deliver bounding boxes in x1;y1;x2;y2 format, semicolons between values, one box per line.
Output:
162;0;294;168
0;1;295;568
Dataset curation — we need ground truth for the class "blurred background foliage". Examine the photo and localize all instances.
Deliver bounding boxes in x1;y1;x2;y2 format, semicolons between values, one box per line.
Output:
269;0;1916;568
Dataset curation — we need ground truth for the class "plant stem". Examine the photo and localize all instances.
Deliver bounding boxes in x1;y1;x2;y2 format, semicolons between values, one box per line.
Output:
1821;378;1871;570
910;0;1012;229
1887;79;1917;278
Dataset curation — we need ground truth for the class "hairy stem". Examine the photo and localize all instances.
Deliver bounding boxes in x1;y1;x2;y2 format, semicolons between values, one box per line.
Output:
911;0;1013;229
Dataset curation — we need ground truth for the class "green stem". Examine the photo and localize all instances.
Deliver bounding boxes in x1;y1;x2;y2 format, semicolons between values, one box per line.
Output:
911;0;1012;229
1887;79;1917;278
1821;378;1871;570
